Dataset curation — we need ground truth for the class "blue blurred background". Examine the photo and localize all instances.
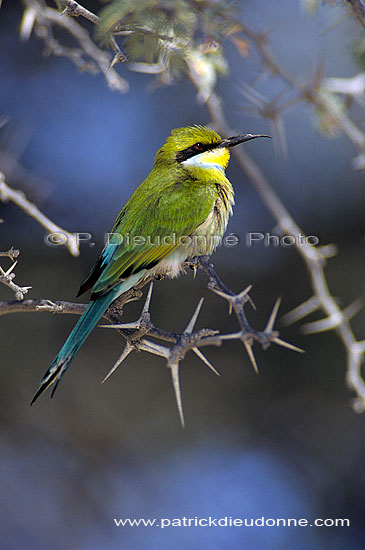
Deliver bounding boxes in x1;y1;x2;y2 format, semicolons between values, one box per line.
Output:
1;1;365;548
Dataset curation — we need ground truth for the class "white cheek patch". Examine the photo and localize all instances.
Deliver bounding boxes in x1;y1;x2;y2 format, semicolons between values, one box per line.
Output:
181;150;224;171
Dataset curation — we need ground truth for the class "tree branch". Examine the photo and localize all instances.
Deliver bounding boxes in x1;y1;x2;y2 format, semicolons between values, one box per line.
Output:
346;0;365;28
13;0;365;413
0;172;80;257
0;248;20;260
22;0;128;92
187;71;365;412
229;20;365;165
0;258;302;425
0;261;32;300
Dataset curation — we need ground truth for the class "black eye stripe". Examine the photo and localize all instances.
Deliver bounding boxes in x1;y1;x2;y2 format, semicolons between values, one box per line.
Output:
176;142;218;163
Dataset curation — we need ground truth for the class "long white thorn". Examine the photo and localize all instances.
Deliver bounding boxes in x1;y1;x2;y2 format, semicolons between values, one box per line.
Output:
247;293;257;311
170;362;185;428
282;296;320;325
142;282;154;313
209;287;232;300
193;347;220;376
273;337;305;353
138;338;170;358
101;343;134;383
185;298;204;334
243;340;258;374
265;296;282;333
99;321;139;329
301;313;342;334
343;298;363;321
3;261;17;276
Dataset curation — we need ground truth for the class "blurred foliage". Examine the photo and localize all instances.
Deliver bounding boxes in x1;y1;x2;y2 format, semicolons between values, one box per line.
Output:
314;90;346;136
352;36;365;69
96;0;237;74
302;0;340;13
302;0;320;14
97;0;236;40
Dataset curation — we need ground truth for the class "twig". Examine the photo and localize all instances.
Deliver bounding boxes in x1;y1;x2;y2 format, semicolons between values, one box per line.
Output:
0;249;29;299
13;0;365;411
187;68;365;411
22;0;128;92
62;0;127;67
102;258;298;429
0;261;32;300
206;27;365;407
0;172;80;257
0;248;20;260
62;0;99;24
0;258;301;425
346;0;365;28
237;21;365;164
0;298;86;316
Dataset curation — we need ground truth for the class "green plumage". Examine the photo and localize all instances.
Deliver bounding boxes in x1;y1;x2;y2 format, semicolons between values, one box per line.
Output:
32;125;269;403
80;125;234;297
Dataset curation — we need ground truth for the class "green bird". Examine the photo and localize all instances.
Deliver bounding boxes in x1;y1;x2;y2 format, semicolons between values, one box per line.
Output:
31;125;269;403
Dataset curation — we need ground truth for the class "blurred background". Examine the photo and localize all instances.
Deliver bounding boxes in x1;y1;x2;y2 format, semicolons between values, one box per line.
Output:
1;0;365;548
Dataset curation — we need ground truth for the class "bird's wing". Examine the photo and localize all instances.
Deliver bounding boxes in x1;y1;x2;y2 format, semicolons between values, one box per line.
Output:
78;180;218;298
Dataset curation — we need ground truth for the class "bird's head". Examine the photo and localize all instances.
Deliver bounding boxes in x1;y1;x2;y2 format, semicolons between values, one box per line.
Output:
154;125;270;174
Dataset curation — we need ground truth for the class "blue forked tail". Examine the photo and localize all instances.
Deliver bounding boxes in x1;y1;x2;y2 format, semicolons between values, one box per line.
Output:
30;291;117;405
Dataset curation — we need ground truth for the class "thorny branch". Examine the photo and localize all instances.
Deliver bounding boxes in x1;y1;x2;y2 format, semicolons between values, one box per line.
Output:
0;253;32;300
235;22;365;168
7;0;365;412
20;1;365;161
187;53;365;412
61;0;127;67
21;0;128;92
57;0;365;410
0;257;302;427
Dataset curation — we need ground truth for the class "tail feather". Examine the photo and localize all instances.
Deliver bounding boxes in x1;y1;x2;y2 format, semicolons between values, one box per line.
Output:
31;271;148;405
30;291;117;405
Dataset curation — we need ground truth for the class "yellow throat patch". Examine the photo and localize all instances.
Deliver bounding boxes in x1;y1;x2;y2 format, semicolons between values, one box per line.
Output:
182;147;230;171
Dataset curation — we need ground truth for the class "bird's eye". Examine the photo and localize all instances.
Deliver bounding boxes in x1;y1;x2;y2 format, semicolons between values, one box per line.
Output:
193;142;204;151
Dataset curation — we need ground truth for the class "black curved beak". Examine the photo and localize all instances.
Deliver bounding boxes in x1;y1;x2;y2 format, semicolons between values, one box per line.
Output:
220;134;271;148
